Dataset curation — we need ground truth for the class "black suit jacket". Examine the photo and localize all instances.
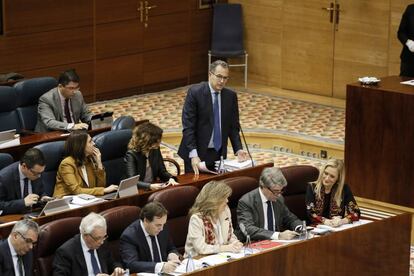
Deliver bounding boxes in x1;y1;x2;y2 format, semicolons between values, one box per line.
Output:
0;239;33;276
119;220;177;273
178;82;243;168
53;234;121;276
124;149;174;189
0;162;46;215
398;4;414;63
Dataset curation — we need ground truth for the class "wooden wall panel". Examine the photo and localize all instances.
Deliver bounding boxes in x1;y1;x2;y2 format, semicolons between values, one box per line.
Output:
149;0;190;16
95;54;143;98
332;0;390;98
229;0;283;87
143;45;190;86
190;42;209;83
19;62;95;102
143;12;190;51
96;20;143;59
3;0;92;35
0;26;93;72
95;0;138;24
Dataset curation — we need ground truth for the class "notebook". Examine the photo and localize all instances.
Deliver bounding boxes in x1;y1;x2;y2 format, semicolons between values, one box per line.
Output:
100;175;140;200
27;198;71;218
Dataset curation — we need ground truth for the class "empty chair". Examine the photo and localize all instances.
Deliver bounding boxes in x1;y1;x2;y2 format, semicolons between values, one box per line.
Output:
93;129;132;185
34;141;65;196
99;205;141;261
281;165;319;221
0;86;21;132
0;153;13;171
147;186;200;253
209;3;248;88
33;216;82;276
223;176;258;227
14;77;57;131
111;115;135;130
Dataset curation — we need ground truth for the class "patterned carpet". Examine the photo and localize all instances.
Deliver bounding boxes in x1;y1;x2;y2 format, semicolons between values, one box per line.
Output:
89;86;343;171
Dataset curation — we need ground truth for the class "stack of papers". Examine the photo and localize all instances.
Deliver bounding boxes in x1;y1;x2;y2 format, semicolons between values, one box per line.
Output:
65;194;105;206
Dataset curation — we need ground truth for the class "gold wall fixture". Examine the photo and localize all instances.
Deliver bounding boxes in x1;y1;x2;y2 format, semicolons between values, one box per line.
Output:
137;1;157;28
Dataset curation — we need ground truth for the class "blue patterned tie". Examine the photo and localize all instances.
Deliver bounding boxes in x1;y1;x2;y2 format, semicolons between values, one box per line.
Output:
213;92;222;152
267;201;274;231
88;249;101;274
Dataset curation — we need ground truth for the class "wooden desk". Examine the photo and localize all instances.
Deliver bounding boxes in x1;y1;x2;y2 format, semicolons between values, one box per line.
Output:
185;213;410;276
0;119;148;160
345;76;414;207
0;163;272;239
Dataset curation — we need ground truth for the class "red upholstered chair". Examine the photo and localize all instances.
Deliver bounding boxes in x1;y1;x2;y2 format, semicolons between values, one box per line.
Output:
33;216;82;276
222;176;258;227
281;165;319;221
147;186;200;253
99;205;141;262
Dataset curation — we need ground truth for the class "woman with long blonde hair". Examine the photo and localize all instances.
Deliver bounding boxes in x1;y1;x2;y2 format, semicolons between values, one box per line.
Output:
185;181;242;257
305;159;360;227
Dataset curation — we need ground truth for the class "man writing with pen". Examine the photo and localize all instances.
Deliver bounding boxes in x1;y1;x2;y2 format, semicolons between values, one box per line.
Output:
35;69;92;132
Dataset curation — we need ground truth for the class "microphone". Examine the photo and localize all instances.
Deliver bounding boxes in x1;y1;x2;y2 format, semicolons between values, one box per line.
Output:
239;124;254;167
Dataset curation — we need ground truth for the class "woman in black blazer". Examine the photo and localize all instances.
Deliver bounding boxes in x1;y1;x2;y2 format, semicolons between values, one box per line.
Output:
124;122;178;190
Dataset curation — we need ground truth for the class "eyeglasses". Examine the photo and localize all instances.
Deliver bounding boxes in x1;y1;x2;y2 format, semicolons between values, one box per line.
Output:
88;233;108;243
29;168;43;177
266;186;284;196
16;232;37;246
210;71;229;81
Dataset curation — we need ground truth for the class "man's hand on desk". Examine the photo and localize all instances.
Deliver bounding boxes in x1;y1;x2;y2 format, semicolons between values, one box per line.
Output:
236;150;248;162
278;230;299;240
162;260;180;273
24;194;39;207
191;156;201;175
72;122;89;130
40;196;54;202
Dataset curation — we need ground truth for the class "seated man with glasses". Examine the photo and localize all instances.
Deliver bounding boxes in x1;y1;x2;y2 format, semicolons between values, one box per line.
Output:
236;167;302;241
53;212;125;276
35;69;92;132
0;148;53;215
0;219;39;276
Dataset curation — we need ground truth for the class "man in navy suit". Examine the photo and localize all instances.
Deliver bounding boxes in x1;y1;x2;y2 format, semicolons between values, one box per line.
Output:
178;60;248;174
0;219;39;276
0;148;52;215
53;212;125;275
120;202;180;274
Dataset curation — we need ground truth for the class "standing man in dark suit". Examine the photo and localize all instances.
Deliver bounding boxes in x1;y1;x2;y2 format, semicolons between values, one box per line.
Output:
398;4;414;77
35;69;92;132
0;148;52;215
120;202;180;274
178;60;248;174
0;219;39;276
53;212;125;276
237;167;302;241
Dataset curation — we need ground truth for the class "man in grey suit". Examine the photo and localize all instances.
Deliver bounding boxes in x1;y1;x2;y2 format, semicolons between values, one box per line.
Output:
237;167;302;241
35;69;92;132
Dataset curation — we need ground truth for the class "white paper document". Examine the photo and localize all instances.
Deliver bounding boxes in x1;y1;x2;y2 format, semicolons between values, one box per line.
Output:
400;79;414;86
316;219;372;232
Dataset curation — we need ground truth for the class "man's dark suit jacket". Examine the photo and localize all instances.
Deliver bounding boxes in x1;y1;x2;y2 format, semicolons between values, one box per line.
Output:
119;220;177;273
178;81;243;171
124;149;174;190
53;234;121;276
0;162;46;215
236;188;302;241
398;4;414;74
0;239;33;276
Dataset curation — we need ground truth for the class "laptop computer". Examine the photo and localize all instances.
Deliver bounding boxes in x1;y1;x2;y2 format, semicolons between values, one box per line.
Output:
88;112;114;130
27;198;71;218
0;129;15;142
101;175;140;200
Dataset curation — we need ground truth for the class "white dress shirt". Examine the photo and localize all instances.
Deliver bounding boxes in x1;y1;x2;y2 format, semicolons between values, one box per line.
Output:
80;234;102;276
140;220;164;273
